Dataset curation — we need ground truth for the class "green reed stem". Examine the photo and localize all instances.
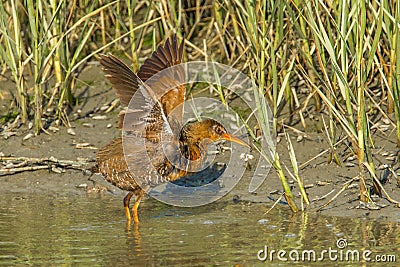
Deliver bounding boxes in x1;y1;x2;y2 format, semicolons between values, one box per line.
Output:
394;1;400;148
127;0;138;71
0;0;28;123
27;0;43;134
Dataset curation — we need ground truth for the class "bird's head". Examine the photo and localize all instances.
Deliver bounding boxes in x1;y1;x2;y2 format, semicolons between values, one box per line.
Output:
181;118;249;147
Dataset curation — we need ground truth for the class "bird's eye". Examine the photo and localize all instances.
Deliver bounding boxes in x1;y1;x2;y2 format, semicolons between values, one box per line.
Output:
213;125;224;135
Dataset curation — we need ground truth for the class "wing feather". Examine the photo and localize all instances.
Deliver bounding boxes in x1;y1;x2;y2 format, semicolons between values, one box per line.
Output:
99;54;139;106
99;53;172;142
137;35;185;132
99;34;185;142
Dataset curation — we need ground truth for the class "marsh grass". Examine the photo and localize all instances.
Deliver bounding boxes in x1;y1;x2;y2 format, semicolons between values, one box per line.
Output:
1;0;399;210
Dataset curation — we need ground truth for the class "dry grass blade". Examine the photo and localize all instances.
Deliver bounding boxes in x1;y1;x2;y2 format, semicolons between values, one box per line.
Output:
316;176;359;212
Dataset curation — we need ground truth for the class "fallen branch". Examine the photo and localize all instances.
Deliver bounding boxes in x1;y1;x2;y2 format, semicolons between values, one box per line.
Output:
0;156;91;176
1;165;50;174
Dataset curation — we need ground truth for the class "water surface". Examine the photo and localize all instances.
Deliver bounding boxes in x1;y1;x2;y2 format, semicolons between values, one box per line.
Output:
0;192;398;266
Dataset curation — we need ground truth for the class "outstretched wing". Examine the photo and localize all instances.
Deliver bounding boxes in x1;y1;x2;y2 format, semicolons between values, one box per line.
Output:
99;54;172;143
137;35;185;131
98;54;139;106
137;34;184;82
99;34;185;139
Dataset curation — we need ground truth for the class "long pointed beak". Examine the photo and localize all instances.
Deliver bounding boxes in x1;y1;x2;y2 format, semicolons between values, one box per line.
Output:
222;133;250;148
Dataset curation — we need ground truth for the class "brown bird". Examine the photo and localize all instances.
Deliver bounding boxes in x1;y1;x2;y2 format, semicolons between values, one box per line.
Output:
94;35;248;224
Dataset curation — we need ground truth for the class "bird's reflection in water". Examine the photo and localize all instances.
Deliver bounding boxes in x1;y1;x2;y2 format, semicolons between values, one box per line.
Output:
126;222;142;256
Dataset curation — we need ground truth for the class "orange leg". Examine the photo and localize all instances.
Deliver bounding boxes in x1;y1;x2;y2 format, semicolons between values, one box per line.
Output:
123;192;134;222
132;192;144;224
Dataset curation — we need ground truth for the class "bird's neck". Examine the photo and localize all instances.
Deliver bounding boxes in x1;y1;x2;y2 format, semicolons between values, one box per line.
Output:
179;122;209;161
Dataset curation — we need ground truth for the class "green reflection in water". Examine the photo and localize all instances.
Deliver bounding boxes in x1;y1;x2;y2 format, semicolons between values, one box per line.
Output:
0;193;398;266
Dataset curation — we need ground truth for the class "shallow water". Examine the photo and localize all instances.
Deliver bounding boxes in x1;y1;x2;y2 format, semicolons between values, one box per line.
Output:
0;192;398;266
